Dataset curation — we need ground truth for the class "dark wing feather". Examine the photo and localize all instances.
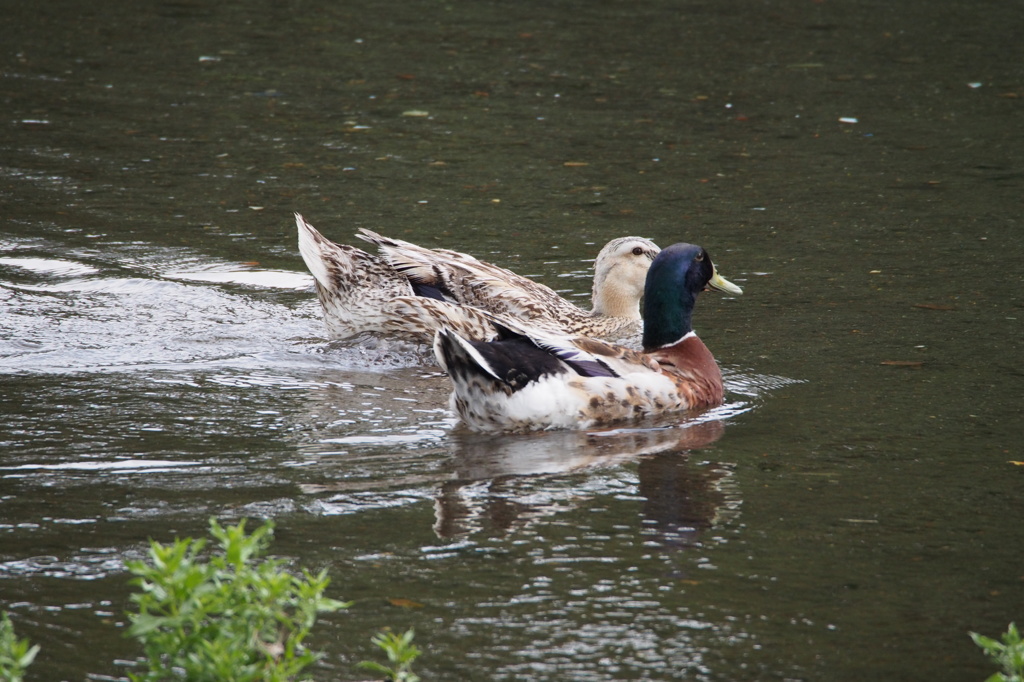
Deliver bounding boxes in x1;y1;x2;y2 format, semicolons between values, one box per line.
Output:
479;323;621;381
531;337;621;379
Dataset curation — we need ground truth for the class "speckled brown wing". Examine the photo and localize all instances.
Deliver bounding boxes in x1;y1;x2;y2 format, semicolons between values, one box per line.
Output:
358;228;588;320
563;335;663;373
380;297;502;344
300;214;524;344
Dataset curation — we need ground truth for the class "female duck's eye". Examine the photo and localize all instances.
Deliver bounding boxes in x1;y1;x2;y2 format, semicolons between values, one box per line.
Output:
632;246;644;256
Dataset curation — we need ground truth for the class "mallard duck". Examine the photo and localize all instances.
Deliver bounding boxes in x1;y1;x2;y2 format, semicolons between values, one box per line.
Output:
433;242;743;432
296;213;660;345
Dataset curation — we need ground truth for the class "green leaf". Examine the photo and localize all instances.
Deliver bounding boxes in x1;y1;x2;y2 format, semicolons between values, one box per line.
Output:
18;643;40;668
125;613;167;637
124;517;348;682
0;612;39;682
972;623;1024;682
972;632;1003;652
358;660;395;675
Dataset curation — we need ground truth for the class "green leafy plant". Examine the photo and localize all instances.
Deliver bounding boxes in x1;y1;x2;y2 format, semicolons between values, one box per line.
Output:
971;622;1024;682
357;628;422;682
0;611;40;682
125;518;349;682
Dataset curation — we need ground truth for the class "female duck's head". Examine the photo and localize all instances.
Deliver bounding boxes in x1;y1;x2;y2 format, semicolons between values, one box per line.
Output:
590;236;660;318
641;243;742;350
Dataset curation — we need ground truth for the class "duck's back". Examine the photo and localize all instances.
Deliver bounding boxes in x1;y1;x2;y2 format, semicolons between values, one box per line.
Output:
359;228;598;331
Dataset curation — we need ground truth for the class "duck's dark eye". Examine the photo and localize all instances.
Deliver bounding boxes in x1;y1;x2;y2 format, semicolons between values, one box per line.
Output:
695;252;705;262
632;246;644;256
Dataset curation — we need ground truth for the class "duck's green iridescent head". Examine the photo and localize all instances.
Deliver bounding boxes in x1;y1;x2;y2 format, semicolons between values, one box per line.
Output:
642;243;742;350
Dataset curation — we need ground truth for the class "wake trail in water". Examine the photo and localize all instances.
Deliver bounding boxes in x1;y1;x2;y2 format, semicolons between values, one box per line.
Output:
0;240;431;374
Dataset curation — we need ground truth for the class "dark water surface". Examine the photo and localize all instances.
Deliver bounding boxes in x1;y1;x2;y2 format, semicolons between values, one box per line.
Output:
2;1;1021;680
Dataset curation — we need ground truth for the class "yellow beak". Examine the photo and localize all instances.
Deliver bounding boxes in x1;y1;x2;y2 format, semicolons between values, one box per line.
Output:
708;269;743;295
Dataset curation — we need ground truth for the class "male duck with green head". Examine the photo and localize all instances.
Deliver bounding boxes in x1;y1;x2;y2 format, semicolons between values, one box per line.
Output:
434;242;743;432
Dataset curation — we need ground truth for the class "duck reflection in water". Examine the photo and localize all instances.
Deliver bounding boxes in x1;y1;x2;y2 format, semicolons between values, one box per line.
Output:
433;418;738;550
636;448;736;554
